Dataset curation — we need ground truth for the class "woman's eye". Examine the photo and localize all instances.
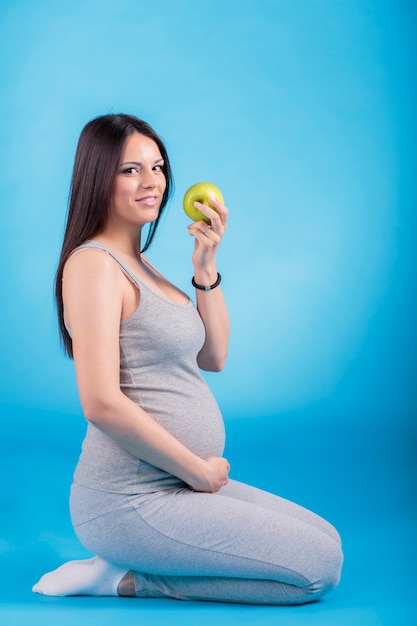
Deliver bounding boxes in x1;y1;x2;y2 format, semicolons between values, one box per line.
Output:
153;165;164;172
122;167;137;175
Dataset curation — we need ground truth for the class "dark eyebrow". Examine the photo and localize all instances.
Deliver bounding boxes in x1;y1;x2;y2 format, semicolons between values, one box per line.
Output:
119;158;164;167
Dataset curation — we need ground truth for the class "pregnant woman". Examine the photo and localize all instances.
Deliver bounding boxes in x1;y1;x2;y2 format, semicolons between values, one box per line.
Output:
33;113;343;604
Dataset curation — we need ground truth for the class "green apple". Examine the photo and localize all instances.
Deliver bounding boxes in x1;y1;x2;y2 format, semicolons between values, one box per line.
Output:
183;182;224;223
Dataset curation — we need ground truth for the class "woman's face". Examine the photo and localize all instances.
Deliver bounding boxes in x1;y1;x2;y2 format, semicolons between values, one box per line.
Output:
108;132;166;229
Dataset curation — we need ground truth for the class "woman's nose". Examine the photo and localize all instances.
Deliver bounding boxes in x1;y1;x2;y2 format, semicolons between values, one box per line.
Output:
140;169;156;188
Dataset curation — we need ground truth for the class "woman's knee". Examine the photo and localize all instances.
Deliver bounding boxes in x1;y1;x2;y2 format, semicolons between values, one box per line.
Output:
306;540;344;601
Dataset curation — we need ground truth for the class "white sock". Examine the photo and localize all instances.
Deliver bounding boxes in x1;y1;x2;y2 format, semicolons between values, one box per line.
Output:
32;556;129;596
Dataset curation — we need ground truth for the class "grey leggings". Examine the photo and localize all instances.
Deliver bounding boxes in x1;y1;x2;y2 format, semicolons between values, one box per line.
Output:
70;480;343;604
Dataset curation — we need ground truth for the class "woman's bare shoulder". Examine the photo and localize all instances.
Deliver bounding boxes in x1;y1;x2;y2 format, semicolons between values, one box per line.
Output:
62;246;126;332
64;246;120;281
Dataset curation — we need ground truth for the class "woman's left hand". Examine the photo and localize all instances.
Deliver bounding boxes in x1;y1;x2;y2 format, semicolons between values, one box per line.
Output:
188;195;228;271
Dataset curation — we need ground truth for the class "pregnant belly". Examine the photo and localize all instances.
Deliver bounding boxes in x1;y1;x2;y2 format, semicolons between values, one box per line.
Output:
138;386;226;459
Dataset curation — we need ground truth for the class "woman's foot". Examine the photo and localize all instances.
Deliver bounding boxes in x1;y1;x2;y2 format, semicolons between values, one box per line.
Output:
32;556;129;596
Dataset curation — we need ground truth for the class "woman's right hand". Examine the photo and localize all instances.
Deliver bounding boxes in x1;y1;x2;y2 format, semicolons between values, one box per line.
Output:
189;456;230;493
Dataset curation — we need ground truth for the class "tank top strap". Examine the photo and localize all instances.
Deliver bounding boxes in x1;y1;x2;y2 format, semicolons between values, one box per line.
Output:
73;241;142;289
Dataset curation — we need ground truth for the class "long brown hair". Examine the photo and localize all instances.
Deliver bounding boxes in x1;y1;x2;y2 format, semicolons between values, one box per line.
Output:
55;113;174;357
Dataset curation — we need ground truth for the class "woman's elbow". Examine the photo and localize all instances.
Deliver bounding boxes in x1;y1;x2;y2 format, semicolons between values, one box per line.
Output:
81;394;118;425
198;351;228;372
211;355;228;372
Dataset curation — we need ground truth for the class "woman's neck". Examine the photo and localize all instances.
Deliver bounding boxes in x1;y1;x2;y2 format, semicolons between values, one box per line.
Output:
94;226;142;259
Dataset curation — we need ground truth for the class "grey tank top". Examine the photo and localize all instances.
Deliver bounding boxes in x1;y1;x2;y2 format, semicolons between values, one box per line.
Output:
71;241;226;494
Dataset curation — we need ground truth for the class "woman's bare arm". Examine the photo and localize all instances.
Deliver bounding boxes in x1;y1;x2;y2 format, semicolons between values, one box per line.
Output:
188;196;230;371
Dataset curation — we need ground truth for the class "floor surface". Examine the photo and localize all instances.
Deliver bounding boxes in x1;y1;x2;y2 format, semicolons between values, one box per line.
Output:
1;408;415;625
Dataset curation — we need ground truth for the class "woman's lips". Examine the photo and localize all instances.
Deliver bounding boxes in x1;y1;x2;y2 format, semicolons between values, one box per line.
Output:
136;195;158;206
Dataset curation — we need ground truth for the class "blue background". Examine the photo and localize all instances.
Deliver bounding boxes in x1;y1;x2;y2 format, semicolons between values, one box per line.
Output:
0;1;415;624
